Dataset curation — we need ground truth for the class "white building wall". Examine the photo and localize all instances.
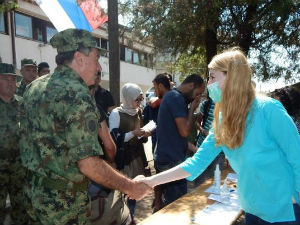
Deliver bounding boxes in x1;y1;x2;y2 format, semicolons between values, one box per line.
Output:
0;33;156;93
99;56;155;94
0;34;13;64
14;37;57;70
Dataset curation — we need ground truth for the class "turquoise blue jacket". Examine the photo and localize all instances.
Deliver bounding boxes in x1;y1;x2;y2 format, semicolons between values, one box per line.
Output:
180;96;300;223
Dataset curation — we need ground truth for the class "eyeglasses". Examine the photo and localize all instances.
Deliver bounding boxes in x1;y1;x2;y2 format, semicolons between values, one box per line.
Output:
135;97;144;102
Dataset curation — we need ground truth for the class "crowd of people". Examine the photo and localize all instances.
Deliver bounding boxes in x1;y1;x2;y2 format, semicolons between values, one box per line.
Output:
0;28;299;225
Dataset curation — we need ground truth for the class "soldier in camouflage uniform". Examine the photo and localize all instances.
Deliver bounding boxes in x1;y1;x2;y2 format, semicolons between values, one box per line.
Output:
16;58;38;96
0;63;29;224
20;28;151;225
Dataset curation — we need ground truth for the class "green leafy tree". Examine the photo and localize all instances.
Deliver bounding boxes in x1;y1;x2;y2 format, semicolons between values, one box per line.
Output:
173;47;207;81
121;0;300;81
0;0;18;13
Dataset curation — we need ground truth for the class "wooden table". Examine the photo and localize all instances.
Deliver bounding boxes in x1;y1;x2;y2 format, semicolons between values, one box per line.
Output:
139;169;242;225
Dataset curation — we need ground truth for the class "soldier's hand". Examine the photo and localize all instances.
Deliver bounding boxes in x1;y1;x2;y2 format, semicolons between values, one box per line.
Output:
128;177;152;200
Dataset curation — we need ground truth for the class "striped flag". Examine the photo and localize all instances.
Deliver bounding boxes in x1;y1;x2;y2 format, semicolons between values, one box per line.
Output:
35;0;108;32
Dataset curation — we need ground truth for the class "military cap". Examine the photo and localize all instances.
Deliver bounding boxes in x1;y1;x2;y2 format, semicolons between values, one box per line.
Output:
50;28;100;53
0;63;22;79
21;58;37;68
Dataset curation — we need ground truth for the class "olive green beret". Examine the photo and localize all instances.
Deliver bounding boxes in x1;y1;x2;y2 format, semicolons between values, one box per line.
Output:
50;28;100;53
0;63;22;78
21;58;37;68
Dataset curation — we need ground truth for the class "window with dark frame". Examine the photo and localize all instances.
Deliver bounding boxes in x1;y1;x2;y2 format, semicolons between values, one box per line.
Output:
15;12;32;38
133;51;139;65
140;53;148;67
46;25;57;43
15;12;57;43
120;44;152;67
100;38;108;50
32;17;44;41
0;13;7;34
148;54;154;68
100;38;109;57
125;47;132;63
120;44;125;61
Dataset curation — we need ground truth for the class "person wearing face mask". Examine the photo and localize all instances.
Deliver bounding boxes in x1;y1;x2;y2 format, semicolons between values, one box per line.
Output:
135;48;300;225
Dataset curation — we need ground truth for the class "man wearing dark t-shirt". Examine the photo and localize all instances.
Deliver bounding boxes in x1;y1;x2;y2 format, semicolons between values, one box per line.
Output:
154;74;205;207
94;74;116;114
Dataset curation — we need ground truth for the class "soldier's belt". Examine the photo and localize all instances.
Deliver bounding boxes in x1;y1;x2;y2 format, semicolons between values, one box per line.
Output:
28;172;89;193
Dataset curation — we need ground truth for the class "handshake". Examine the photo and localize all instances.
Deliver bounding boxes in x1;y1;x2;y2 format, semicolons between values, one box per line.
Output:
127;175;156;200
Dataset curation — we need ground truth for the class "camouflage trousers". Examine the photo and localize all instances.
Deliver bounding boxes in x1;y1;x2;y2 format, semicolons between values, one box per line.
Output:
24;179;92;225
0;158;29;225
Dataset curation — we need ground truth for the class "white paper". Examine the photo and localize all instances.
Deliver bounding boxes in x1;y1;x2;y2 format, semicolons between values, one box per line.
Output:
208;193;241;209
142;120;156;132
138;120;157;139
226;173;238;182
191;202;241;225
205;185;221;194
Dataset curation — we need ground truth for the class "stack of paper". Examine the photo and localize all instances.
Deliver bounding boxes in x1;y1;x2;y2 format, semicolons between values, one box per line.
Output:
192;202;241;225
193;173;240;225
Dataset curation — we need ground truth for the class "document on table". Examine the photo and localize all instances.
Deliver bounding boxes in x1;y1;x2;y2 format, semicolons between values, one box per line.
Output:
205;185;221;194
191;202;241;225
207;193;241;209
194;172;240;225
226;173;238;182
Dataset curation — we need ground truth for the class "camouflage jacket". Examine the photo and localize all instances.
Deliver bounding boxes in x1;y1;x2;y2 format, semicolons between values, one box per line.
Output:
0;95;21;159
20;65;103;183
16;80;26;97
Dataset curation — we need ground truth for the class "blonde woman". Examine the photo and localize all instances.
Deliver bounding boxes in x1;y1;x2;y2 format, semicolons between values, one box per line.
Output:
136;48;300;225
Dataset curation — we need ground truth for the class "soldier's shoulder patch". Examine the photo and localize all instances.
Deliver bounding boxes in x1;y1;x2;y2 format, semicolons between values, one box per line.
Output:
84;112;98;133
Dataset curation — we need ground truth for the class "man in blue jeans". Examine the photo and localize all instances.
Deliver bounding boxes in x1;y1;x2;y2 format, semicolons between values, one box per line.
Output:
154;74;205;208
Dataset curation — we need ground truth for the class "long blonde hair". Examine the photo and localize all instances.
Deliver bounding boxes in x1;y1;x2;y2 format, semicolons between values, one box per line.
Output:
208;48;255;149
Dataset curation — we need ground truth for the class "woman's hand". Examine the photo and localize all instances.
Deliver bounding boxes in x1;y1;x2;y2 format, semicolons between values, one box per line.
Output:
143;130;152;137
132;128;145;137
134;175;156;188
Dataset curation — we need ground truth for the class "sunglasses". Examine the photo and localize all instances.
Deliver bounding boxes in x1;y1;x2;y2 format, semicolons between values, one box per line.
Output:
135;97;144;102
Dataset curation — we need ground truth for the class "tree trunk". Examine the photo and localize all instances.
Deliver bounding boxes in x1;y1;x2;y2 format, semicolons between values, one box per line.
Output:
238;4;257;55
108;0;120;105
205;28;218;76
